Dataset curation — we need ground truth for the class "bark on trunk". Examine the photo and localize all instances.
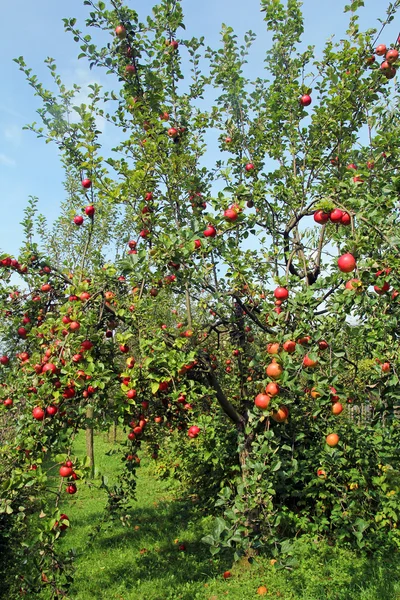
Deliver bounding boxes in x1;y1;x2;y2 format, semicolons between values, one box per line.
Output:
86;406;95;479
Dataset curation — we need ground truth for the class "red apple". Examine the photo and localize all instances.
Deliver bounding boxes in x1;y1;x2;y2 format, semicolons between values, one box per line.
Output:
74;215;84;226
42;363;57;375
125;65;136;77
313;210;330;224
283;340;296;353
254;393;271;410
274;286;289;301
330;209;343;223
85;205;95;218
375;44;387;56
59;465;73;478
341;212;351;225
81;340;93;351
386;49;399;64
188;425;200;438
0;356;9;365
81;178;92;189
299;94;312;106
203;225;217;238
245;163;255;172
115;25;127;39
32;406;45;421
224;208;238;222
337;253;356;273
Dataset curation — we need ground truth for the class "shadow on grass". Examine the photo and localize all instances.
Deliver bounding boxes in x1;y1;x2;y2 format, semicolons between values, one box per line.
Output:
286;541;400;600
68;497;233;600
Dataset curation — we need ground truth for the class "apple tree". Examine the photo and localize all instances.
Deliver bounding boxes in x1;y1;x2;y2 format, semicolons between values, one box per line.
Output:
2;0;400;594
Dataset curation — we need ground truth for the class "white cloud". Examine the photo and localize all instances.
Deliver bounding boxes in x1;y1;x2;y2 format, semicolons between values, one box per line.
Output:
0;154;16;167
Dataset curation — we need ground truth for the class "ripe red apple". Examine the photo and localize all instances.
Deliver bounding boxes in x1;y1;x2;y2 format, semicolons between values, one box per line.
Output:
382;362;390;373
125;65;136;76
42;363;57;375
115;25;127;39
283;340;296;353
254;393;271;410
32;407;45;421
188;425;200;438
69;321;80;331
332;402;343;415
73;215;84;226
386;49;399;64
81;340;93;351
274;286;289;301
313;210;330;224
299;94;312;106
375;44;387;56
225;136;232;143
81;178;92;189
203;225;217;238
347;163;357;170
303;355;318;368
0;355;9;365
59;465;73;478
223;571;232;579
66;484;77;495
18;327;27;338
223;208;238;222
167;127;178;138
380;61;397;78
193;239;202;249
85;205;95;218
317;469;326;479
139;229;150;238
170;40;179;50
127;389;137;399
3;398;13;407
245;163;255;172
341;212;351;225
337;253;356;273
318;340;329;350
329;209;343;223
119;344;129;353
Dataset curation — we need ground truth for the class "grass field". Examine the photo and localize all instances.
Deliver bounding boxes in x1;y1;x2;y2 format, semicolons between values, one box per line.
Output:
50;432;400;600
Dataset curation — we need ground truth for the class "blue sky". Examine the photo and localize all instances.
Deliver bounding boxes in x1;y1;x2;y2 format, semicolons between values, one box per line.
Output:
0;0;397;257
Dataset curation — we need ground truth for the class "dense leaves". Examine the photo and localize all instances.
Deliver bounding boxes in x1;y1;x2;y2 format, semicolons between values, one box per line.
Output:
2;0;400;596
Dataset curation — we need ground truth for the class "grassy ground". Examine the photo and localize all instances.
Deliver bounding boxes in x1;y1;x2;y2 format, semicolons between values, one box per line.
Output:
51;432;400;600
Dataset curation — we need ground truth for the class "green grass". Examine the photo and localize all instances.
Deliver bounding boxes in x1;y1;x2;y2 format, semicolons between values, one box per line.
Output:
48;432;400;600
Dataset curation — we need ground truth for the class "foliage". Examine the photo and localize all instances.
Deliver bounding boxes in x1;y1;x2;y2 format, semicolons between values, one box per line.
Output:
2;0;400;595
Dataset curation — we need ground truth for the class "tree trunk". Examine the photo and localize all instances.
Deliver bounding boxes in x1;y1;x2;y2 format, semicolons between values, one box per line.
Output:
86;406;95;479
238;427;260;556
